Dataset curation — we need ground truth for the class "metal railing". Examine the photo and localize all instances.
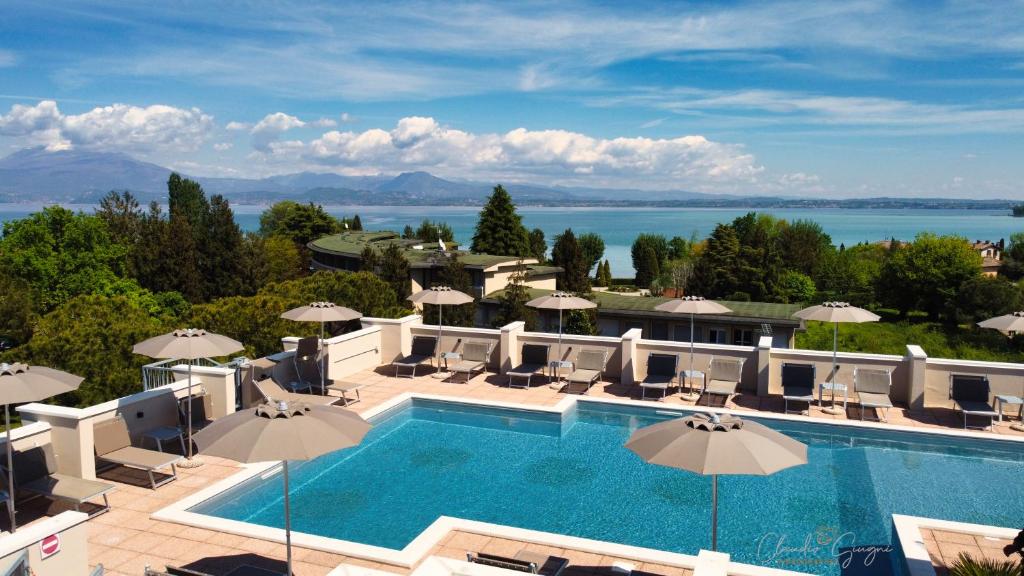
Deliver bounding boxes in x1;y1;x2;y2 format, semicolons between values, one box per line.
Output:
141;357;225;391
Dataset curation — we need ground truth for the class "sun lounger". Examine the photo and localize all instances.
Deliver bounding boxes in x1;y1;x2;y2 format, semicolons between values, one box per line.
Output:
179;391;214;434
449;341;494;383
253;375;339;406
639;353;677;400
781;363;816;414
93;416;182;489
854;367;893;421
393;335;438;378
146;565;276;576
508;344;550;388
1;444;114;517
564;349;607;394
703;357;745;407
467;551;569;576
288;336;322;393
950;374;998;430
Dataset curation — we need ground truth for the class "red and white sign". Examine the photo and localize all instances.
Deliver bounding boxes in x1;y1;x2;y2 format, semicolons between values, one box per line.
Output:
39;534;60;559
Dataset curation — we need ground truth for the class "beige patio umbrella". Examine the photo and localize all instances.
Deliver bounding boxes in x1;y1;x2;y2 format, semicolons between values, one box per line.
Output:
133;329;244;467
655;296;732;400
626;412;807;551
408;286;474;379
794;302;880;414
281;302;363;393
193;401;371;576
0;363;84;532
526;291;597;361
978;312;1024;431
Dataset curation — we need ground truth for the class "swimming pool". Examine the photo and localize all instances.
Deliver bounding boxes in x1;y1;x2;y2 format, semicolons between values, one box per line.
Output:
191;398;1024;573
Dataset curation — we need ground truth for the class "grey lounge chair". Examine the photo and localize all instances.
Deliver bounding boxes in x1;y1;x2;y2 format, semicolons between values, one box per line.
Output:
508;344;550;388
950;374;998;430
781;363;816;415
179;392;214;434
854;367;893;421
467;551;569;576
449;341;494;383
564;349;607;395
703;357;745;407
253;375;339;406
93;416;182;489
639;353;677;400
393;336;438;378
287;336;321;393
1;444;114;517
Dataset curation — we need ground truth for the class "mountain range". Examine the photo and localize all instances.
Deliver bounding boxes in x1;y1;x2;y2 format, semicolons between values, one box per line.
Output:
0;147;1015;210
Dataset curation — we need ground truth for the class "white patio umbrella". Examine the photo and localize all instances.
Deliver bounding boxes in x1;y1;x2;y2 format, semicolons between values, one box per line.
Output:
526;291;597;361
133;329;244;467
281;302;363;394
794;302;879;414
0;363;83;532
626;413;807;551
654;296;732;400
978;312;1024;431
408;286;474;379
194;401;371;576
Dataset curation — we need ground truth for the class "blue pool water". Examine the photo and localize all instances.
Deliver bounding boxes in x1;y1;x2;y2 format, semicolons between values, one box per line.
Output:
193;400;1024;573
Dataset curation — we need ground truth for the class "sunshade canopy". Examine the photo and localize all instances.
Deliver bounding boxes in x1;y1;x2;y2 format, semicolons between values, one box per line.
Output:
978;311;1024;332
793;302;880;324
654;296;732;315
0;363;84;404
281;302;362;323
625;413;806;476
408;286;474;306
526;291;597;311
132;328;244;360
193;401;371;463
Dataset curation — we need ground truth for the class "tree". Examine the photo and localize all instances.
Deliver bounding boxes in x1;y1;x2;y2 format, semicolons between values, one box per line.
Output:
471;185;530;257
528;228;547;263
776;270;817;303
167;173;209;237
631;234;669;287
192;293;306;359
351;214;363;231
239;233;303;292
551;229;590;293
563;308;598;336
0;276;35;346
730;213;784;302
379;242;411;300
595;260;613;287
260;271;410;320
690;224;740;298
955;276;1024;324
402;225;415;239
577;233;605;275
491;261;536;330
258;201;342;246
96;191;143;249
780;219;833;277
877;234;982;320
359;245;380;272
1001;232;1024;280
201;194;246;300
414;219;455;243
668;234;698;261
815;243;885;306
423;255;476;327
654;259;694;296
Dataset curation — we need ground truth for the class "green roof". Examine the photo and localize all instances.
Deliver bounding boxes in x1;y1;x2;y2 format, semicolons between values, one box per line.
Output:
483;288;802;323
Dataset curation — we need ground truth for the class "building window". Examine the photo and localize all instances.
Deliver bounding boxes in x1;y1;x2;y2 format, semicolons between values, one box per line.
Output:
673;324;696;342
707;328;728;344
624;321;644;337
651;322;668;341
733;329;754;346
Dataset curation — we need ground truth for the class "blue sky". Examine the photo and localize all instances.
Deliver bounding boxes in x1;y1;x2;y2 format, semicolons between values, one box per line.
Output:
1;1;1023;198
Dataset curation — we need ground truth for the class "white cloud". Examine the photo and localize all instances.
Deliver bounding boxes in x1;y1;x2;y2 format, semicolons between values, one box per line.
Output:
213;142;233;151
310;117;337;128
225;121;251;131
0;100;214;152
339;112;354;124
0;50;16;68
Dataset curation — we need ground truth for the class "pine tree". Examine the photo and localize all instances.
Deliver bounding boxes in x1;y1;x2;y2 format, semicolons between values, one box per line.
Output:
379;243;410;300
202;195;246;299
351;214;363;231
528;228;547;263
359;245;379;272
563;308;598;336
402;225;415;239
690;224;740;298
491;261;536;330
636;246;661;289
470;185;530;257
551;228;590;293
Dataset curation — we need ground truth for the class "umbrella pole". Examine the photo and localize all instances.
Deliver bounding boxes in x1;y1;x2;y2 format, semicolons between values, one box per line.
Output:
438;304;444;370
5;404;15;532
179;361;203;468
283;460;293;576
320;321;326;395
558;308;563;361
711;474;718;551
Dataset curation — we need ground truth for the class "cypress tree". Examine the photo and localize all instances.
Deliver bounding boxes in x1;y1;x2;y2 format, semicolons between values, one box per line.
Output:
636;245;661;289
551;228;590;293
203;194;246;299
528;228;547;263
471;185;530;257
379;243;410;300
351;214;363;231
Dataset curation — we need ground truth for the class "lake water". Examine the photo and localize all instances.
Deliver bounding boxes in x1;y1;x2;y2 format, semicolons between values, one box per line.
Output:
3;203;1020;276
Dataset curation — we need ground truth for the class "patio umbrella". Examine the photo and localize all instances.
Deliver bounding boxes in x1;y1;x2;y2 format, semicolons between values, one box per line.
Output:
626;412;807;551
978;312;1024;431
526;291;597;362
0;363;83;532
133;329;244;467
794;302;880;414
408;286;474;379
193;401;371;576
655;296;732;400
281;302;363;393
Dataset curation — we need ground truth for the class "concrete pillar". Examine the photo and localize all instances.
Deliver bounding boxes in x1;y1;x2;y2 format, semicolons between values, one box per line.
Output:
620;328;643;386
360;315;422;362
500;321;525;374
905;344;928;411
171;365;238;417
17;406;94;479
756;335;773;396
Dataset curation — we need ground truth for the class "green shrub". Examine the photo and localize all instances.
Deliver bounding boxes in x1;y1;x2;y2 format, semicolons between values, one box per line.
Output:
948;552;1021;576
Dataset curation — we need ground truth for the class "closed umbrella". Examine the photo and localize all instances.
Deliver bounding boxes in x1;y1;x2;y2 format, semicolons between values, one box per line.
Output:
133;329;244;467
978;312;1024;431
654;296;732;400
794;302;880;414
408;286;474;379
526;291;597;361
281;302;363;393
194;401;371;576
0;363;83;532
626;412;807;551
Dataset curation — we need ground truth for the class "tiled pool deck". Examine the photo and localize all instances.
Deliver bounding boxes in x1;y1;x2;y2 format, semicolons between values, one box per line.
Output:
920;529;1016;576
13;368;1022;575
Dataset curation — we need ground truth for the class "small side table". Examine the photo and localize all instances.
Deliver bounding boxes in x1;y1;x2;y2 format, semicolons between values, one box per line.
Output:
440;352;462;370
819;381;849;411
144;426;186;454
549;360;574;388
680;370;705;397
995;395;1024;423
328;381;367;406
